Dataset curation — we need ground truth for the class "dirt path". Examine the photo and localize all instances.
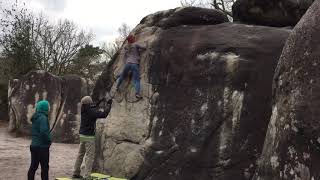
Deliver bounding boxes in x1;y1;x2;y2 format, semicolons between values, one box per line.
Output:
0;121;79;180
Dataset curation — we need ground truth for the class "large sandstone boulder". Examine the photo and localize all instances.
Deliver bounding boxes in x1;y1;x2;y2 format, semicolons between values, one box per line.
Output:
8;71;89;143
254;1;320;179
92;7;290;180
232;0;314;27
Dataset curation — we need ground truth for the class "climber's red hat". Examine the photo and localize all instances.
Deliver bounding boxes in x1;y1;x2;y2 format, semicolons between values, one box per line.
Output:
127;35;135;44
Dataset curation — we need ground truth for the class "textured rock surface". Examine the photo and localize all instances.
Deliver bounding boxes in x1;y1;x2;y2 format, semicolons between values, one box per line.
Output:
254;1;320;179
232;0;314;27
8;71;89;143
139;7;229;28
92;7;290;180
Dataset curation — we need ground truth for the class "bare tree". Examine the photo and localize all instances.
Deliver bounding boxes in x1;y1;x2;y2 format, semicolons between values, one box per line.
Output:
102;40;122;61
210;0;234;17
102;23;131;61
180;0;208;7
32;15;93;75
180;0;235;17
0;2;94;76
117;23;131;41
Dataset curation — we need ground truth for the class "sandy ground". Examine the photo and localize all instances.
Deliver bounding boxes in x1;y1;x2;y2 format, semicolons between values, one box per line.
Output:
0;121;79;180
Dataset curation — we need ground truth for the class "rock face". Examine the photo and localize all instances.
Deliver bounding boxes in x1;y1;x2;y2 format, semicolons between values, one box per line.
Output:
8;71;90;143
232;0;314;27
254;1;320;179
92;7;290;180
140;7;229;28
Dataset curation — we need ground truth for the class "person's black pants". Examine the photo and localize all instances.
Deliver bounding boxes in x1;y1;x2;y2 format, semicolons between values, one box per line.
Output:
27;146;50;180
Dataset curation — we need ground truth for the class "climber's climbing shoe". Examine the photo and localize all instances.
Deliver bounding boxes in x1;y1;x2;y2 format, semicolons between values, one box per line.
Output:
135;94;143;99
72;175;83;179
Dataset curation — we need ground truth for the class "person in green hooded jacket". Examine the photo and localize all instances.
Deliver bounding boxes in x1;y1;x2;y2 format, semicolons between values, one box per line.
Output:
28;100;52;180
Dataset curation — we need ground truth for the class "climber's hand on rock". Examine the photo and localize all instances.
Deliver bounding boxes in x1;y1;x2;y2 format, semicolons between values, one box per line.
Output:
107;99;113;105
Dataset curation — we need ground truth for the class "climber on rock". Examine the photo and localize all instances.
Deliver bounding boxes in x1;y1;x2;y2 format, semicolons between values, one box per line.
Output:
72;96;112;179
28;100;52;180
116;34;147;99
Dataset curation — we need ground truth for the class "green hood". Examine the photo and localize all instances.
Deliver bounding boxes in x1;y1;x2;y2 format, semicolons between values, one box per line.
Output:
36;100;49;114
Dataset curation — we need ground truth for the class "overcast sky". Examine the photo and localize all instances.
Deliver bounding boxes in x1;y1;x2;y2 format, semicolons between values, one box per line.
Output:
1;0;182;45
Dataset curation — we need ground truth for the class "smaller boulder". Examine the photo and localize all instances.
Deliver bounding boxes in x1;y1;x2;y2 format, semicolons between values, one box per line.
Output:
232;0;314;27
8;71;90;143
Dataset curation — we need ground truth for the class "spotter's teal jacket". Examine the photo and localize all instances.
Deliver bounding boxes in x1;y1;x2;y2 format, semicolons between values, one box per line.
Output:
30;100;52;148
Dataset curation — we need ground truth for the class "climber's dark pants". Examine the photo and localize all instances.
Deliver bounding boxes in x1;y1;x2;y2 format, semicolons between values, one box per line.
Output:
28;146;49;180
117;63;141;95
